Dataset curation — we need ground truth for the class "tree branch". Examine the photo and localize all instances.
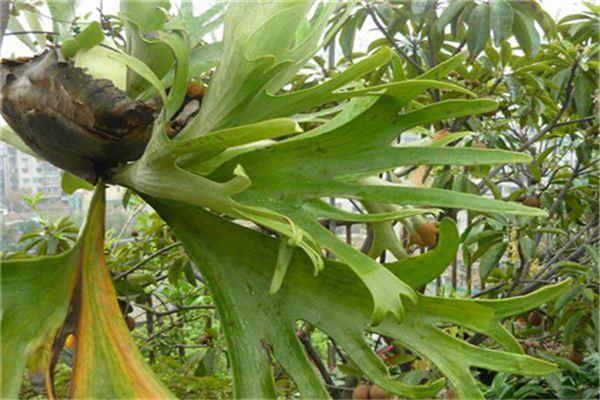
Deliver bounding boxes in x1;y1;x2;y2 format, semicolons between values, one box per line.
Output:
139;305;215;317
365;2;424;74
142;315;205;346
553;116;596;128
297;331;337;393
519;60;580;151
114;242;182;280
547;160;581;217
479;60;581;189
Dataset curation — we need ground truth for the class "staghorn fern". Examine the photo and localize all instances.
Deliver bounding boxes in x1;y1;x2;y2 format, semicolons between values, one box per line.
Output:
0;1;566;399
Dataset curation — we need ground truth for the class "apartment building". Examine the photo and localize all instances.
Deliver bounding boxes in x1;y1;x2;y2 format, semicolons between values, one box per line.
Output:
0;144;64;208
16;151;62;197
0;145;18;202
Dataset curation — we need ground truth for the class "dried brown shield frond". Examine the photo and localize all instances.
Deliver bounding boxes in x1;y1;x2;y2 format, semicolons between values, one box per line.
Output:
1;48;154;183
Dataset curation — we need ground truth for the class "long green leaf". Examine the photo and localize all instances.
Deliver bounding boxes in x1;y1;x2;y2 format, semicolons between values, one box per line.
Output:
467;4;491;55
172;118;302;163
437;0;468;32
47;1;76;39
304;199;435;223
479;241;508;281
0;250;78;398
159;31;190;120
106;49;168;105
330;184;547;217
153;199;569;400
290;211;417;325
513;10;541;57
70;185;173;398
185;1;342;135
1;126;36;156
1;185;172;398
120;0;173;96
491;1;514;46
332;147;532;179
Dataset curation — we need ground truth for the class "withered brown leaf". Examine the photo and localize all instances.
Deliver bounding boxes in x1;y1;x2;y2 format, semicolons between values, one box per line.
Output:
1;48;154;183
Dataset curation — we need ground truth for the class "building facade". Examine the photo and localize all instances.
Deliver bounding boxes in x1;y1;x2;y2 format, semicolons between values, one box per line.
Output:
0;143;64;208
0;145;18;209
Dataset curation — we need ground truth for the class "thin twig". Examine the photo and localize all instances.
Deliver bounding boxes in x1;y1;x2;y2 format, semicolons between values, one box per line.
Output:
519;60;579;151
469;281;508;298
138;305;215;317
519;234;598;295
4;30;57;36
298;331;337;392
480;60;581;188
488;76;504;95
142;315;205;346
547;160;581;216
111;202;145;254
170;344;211;349
152;293;176;326
454;39;466;54
114;242;182;280
365;2;424;74
553;116;596;129
540;222;596;268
